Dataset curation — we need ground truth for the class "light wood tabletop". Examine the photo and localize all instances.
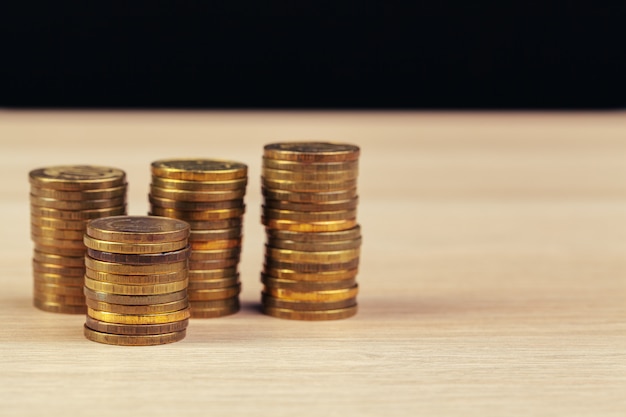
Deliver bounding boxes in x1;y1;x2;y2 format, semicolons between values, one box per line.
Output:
1;111;625;416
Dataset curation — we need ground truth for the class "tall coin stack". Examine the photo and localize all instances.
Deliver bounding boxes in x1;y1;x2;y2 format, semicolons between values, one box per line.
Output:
29;166;127;314
148;159;247;318
83;216;191;346
261;142;361;320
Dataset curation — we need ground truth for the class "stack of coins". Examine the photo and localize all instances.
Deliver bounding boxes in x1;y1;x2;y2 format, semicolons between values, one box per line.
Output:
29;166;127;314
261;142;361;320
82;216;191;346
148;159;247;318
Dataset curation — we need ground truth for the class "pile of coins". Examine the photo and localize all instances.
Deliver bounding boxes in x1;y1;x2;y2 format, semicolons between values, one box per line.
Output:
29;166;127;314
149;159;248;318
82;216;191;346
261;142;361;320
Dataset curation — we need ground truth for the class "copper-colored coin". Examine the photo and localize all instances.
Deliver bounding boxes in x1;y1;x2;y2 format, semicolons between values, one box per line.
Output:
263;197;359;212
33;244;86;257
188;267;237;280
262;157;358;172
34;299;86;314
189;298;240;318
31;235;85;250
261;293;357;311
265;257;360;273
34;248;86;266
30;205;127;220
188;227;241;242
262;178;357;193
263;142;360;163
151;206;245;221
84;287;187;305
263;266;359;282
149;195;244;211
262;187;357;203
85;268;187;285
183;218;243;230
84;277;188;295
262;304;358;321
83;326;187;346
187;283;241;301
33;260;84;277
189;247;241;261
87;307;191;325
86;215;190;244
188;275;239;290
265;246;360;263
266;225;361;243
152;175;248;191
151;159;248;181
34;291;85;306
85;298;189;314
33;271;84;286
188;257;239;270
31;225;86;240
30;194;126;210
29;166;126;191
190;238;242;251
85;316;189;336
189;297;240;309
262;218;357;232
261;274;356;291
85;257;186;275
267;237;362;251
84;235;189;254
150;186;245;202
262;168;358;182
86;246;190;265
34;282;85;296
30;184;127;201
265;284;358;302
31;215;90;230
262;207;357;222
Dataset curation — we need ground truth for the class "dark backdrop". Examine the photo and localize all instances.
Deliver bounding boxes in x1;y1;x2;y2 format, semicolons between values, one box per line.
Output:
2;2;624;109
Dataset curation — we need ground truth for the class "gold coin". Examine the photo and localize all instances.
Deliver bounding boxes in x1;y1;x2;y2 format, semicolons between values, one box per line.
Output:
189;227;241;241
266;257;360;273
263;266;358;282
189;299;240;318
262;168;358;182
31;235;85;250
261;293;357;311
262;207;357;222
261;274;356;291
262;305;358;321
84;235;189;254
266;225;361;242
262;178;357;192
87;246;191;265
188;267;237;280
152;176;247;191
149;195;244;211
84;287;187;306
31;225;85;240
83;326;187;346
189;247;241;261
30;205;127;220
85;257;187;275
262;157;358;172
86;215;190;244
31;215;90;231
29;166;126;191
34;299;86;314
34;282;85;296
87;307;191;325
187;283;241;301
33;260;84;277
267;237;361;252
189;297;240;309
265;246;360;263
85;268;187;285
151;206;245;221
33;251;84;267
84;277;188;295
34;274;84;287
190;238;241;250
263;142;360;162
151;159;247;181
188;258;239;270
265;284;358;302
30;184;127;201
262;187;357;203
150;186;246;202
33;243;86;257
30;194;126;210
262;218;357;232
85;298;189;314
188;275;240;290
34;291;85;306
85;316;189;335
263;197;358;212
184;218;243;230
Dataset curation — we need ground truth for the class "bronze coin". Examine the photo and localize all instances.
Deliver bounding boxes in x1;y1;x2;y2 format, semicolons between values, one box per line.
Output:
29;165;126;191
263;142;360;162
262;304;358;321
183;217;243;230
85;268;187;285
83;287;188;305
187;275;239;290
189;247;241;261
86;215;190;243
261;293;357;311
188;227;242;241
149;195;244;211
264;257;360;273
261;187;357;203
83;326;187;346
85;316;189;335
85;298;189;314
261;274;356;291
263;197;359;212
188;257;239;270
265;225;361;243
186;283;241;301
34;299;87;314
189;299;240;318
34;291;85;306
32;260;85;277
187;267;237;280
86;245;190;265
266;237;362;252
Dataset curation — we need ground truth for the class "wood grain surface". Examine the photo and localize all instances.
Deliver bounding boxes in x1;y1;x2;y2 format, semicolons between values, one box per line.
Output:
0;111;625;416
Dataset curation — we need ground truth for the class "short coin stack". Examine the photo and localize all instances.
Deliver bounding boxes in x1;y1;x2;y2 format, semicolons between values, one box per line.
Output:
261;142;361;320
83;216;191;346
29;165;127;314
149;159;247;318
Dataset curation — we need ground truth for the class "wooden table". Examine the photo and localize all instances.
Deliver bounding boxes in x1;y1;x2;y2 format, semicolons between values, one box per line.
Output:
1;111;625;416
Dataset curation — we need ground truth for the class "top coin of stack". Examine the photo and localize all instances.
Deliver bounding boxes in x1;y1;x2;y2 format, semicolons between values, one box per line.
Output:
261;142;361;320
148;159;248;318
83;216;191;346
29;165;127;314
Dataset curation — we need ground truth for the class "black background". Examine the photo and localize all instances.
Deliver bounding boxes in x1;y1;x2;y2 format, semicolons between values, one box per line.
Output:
2;2;624;109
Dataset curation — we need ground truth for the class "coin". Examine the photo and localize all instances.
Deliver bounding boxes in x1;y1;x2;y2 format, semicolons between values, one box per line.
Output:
30;194;126;210
265;246;360;263
31;235;85;250
190;238;242;250
264;284;358;302
34;299;86;314
262;266;359;282
189;298;240;318
31;225;85;240
261;293;357;311
85;268;187;285
262;207;357;222
83;326;187;346
265;257;360;273
151;159;248;181
84;287;187;305
152;176;247;191
263;142;360;163
187;267;237;280
85;298;189;314
188;227;241;241
150;186;246;202
86;246;190;264
261;218;357;232
86;215;190;244
262;305;358;320
149;195;244;211
33;260;85;277
33;272;84;286
262;157;358;172
266;237;362;251
31;215;90;230
261;188;357;203
262;168;358;182
263;197;358;212
186;283;241;301
188;298;240;309
188;258;239;270
183;218;243;230
261;274;356;291
261;178;357;192
33;244;86;257
84;277;188;295
84;236;189;254
34;291;85;306
189;248;241;262
34;282;85;296
266;226;361;242
29;166;126;191
87;307;191;325
85;316;189;335
30;205;126;220
151;206;245;221
85;257;187;275
187;275;240;290
30;184;127;201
